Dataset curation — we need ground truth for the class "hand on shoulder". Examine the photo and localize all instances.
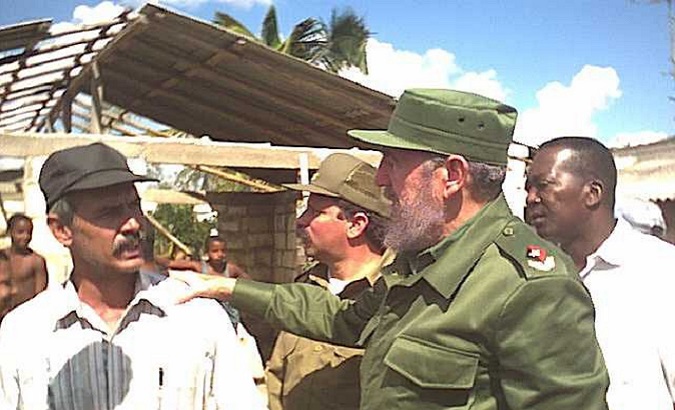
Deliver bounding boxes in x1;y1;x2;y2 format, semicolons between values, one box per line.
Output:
169;270;237;303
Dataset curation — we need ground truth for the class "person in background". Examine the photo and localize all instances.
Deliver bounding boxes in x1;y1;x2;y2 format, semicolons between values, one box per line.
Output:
266;153;392;410
615;197;667;239
0;142;264;409
172;89;609;410
163;236;248;278
526;136;675;410
0;213;48;321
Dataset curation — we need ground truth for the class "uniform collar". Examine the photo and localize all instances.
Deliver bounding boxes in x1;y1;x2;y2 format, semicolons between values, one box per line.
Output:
305;262;374;298
388;194;513;299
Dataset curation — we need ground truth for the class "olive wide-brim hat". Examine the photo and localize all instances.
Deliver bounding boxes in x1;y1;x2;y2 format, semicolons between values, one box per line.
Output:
348;89;518;166
285;153;391;218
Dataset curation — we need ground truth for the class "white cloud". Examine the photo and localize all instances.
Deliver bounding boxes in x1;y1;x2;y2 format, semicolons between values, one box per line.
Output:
50;1;126;34
73;1;126;24
157;0;271;8
453;69;507;103
607;130;669;148
514;65;622;146
340;38;508;101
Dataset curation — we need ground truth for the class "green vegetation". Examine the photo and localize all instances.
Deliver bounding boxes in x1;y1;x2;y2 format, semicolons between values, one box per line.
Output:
214;5;371;74
151;203;215;258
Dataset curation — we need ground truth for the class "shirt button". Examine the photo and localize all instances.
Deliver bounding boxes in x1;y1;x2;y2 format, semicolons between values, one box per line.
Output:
503;227;514;236
313;345;323;352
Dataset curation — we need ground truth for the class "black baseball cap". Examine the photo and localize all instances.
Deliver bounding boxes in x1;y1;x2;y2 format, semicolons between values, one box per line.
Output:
39;143;157;209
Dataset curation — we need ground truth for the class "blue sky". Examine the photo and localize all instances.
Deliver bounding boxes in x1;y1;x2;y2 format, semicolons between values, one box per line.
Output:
2;0;673;147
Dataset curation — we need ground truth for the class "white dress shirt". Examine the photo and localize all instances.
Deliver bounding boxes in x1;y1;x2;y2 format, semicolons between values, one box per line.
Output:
0;271;266;410
580;218;675;410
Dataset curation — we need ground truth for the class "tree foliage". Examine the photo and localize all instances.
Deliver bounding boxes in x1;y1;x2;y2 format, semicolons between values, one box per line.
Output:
213;5;370;74
151;203;215;257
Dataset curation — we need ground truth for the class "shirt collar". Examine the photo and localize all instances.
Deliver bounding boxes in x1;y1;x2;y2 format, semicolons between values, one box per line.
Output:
585;218;631;268
54;271;172;331
387;193;513;299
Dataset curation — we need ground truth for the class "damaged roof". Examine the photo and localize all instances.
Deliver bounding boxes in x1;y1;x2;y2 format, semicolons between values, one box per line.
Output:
0;4;395;150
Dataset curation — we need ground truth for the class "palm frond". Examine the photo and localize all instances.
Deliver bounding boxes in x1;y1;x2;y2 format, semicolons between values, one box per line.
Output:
213;11;257;39
261;5;282;48
323;8;370;74
280;18;327;61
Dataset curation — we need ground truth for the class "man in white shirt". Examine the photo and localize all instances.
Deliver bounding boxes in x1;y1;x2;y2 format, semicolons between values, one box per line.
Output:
0;143;265;410
525;136;675;410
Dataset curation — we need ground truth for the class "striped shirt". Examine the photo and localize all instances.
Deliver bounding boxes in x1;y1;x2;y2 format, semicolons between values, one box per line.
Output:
0;272;266;410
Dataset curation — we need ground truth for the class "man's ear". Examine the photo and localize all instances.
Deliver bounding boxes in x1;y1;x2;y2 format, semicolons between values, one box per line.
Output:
47;213;73;246
442;155;469;198
583;180;604;208
346;212;369;240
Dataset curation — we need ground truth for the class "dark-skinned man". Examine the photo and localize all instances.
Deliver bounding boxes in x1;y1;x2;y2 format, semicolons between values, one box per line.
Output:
0;214;48;321
526;136;675;410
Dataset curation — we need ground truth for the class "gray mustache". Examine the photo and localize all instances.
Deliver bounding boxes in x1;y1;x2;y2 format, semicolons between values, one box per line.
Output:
112;233;141;256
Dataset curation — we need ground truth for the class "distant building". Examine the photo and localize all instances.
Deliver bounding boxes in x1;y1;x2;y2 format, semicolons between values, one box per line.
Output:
612;136;675;244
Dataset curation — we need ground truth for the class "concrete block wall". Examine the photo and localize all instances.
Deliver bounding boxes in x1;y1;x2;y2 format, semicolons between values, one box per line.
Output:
208;190;298;284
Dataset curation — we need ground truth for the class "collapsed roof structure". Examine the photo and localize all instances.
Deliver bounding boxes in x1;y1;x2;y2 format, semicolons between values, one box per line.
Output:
0;3;395;151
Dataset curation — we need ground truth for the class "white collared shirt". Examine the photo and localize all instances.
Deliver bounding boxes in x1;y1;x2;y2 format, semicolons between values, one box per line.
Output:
0;272;266;410
580;218;675;410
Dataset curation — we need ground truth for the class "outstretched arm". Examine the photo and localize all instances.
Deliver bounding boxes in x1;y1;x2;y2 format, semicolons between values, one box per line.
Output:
170;272;386;347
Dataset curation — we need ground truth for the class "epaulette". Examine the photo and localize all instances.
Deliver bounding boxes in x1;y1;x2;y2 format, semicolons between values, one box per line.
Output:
493;219;574;280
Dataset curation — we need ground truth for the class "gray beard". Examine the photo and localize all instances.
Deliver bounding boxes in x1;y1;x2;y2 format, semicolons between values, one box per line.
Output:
384;184;445;253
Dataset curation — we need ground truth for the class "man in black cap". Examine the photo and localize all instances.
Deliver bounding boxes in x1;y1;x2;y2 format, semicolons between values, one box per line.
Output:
0;143;264;409
172;90;609;409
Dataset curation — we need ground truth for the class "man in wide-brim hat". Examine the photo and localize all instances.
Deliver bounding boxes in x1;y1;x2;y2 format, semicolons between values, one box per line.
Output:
172;89;610;409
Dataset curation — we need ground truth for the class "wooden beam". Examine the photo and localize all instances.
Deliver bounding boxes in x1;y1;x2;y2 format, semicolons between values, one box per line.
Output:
0;132;383;170
89;61;104;134
0;193;8;225
61;94;72;132
38;15;150;132
145;213;192;256
195;165;283;192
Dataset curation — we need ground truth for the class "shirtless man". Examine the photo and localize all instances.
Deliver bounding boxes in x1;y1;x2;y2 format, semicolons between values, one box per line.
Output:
0;214;47;321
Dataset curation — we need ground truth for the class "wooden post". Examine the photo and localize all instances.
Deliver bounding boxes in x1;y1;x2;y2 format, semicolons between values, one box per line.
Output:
44;117;55;132
61;95;72;133
145;213;193;256
90;61;104;134
0;193;7;227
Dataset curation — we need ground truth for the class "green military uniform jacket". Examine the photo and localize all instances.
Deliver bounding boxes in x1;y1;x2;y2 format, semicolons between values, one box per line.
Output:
266;263;369;410
233;194;609;410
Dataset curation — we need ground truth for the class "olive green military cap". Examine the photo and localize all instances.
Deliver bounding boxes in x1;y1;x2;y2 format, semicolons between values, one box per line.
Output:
285;153;391;218
348;89;518;166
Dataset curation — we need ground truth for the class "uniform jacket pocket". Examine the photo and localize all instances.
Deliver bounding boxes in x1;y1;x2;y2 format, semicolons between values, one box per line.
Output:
383;335;479;389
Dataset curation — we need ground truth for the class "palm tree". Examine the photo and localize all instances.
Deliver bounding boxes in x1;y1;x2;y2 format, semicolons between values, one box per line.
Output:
213;5;370;74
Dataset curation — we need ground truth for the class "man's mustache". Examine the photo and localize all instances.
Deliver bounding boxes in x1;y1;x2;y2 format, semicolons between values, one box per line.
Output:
112;232;141;256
